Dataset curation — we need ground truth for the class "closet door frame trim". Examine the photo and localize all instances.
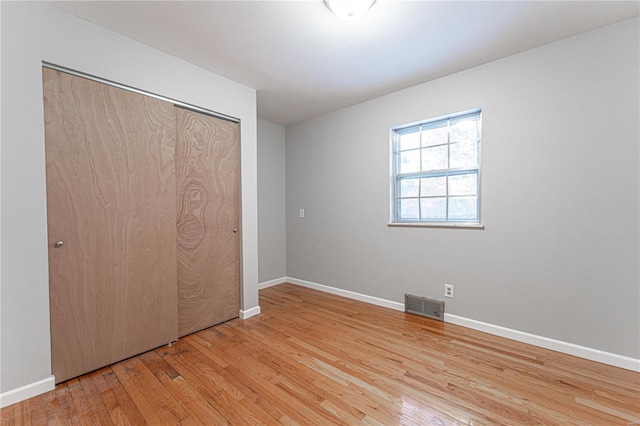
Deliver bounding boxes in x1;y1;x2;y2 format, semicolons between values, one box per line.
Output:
42;62;240;124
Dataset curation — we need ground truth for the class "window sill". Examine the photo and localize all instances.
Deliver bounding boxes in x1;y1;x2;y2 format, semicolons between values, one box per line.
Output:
387;222;485;229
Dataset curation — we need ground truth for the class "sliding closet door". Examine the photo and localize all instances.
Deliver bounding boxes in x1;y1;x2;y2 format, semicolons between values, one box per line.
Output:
43;68;178;383
176;107;240;337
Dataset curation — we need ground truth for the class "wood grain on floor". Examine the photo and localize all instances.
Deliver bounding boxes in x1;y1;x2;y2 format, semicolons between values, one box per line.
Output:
2;283;639;425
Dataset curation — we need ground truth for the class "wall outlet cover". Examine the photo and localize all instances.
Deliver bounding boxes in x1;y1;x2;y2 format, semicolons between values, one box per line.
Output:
444;284;454;298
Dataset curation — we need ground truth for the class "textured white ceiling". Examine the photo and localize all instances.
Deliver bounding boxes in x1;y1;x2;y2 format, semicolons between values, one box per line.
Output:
53;1;639;126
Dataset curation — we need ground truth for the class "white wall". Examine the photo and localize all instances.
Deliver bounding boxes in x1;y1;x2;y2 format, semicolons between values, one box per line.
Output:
0;2;258;396
257;119;287;283
286;18;639;359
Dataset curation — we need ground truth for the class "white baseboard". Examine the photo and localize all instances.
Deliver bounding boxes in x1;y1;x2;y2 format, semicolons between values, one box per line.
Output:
285;277;640;372
0;376;56;408
239;305;261;319
444;314;640;372
286;277;405;312
258;277;287;290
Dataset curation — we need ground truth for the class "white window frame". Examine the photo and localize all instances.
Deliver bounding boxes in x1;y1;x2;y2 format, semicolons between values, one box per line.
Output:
389;109;484;228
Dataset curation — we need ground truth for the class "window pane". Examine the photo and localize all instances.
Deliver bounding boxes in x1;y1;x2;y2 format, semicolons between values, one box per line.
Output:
421;176;446;197
448;196;478;221
398;198;419;220
398;128;420;151
398;178;419;198
448;173;477;196
399;149;420;173
421;145;447;171
391;111;481;225
421;122;448;147
421;197;446;221
450;117;478;143
450;140;478;168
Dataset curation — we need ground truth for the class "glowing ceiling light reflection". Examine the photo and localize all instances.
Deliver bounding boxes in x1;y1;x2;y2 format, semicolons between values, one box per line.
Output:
325;0;377;21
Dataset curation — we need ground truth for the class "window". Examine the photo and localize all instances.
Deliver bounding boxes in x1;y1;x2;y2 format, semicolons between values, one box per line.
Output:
390;110;482;226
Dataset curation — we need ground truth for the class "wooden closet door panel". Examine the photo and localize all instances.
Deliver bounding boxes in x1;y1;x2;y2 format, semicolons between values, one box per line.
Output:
43;68;178;383
176;107;240;337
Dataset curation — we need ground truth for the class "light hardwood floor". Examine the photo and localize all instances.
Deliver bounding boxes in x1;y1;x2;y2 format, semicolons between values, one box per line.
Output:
2;283;639;425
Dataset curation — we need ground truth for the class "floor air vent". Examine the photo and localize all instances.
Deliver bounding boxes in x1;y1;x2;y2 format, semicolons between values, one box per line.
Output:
405;294;444;321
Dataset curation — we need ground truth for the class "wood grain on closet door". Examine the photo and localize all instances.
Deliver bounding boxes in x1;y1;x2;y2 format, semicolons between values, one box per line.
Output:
43;67;178;383
175;107;240;337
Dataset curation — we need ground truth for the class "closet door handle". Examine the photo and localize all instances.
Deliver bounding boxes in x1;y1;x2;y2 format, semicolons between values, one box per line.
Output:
233;228;238;233
54;241;64;248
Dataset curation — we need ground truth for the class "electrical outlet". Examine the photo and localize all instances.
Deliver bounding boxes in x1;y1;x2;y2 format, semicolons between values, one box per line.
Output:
299;208;305;218
444;283;454;298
